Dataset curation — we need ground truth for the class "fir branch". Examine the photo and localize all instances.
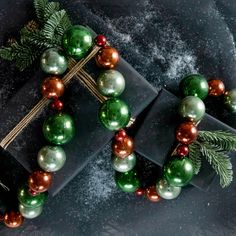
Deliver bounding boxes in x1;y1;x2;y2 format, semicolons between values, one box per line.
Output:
198;131;236;152
0;47;14;60
41;10;71;40
198;142;233;188
43;2;60;22
34;0;48;25
189;142;202;175
0;0;71;70
21;32;59;49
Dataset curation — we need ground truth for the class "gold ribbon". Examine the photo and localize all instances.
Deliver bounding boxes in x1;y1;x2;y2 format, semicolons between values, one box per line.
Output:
0;45;135;149
0;46;104;149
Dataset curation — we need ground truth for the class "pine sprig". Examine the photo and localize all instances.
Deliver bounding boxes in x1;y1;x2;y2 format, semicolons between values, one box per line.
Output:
42;10;71;40
34;0;48;25
198;142;233;188
189;142;202;174
198;131;236;152
0;0;72;71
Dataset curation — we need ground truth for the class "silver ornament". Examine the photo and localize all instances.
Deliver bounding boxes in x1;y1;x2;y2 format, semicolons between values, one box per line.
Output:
179;96;205;122
111;153;136;172
40;48;68;75
97;70;125;97
19;204;43;219
156;179;181;200
37;146;66;172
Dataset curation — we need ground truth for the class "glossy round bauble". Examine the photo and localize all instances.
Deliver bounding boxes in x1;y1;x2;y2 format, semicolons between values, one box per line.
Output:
164;157;194;187
38;146;66;172
156;179;181;200
95;46;119;69
177;145;189;156
180;74;209;100
40;48;68;75
97;70;125;97
28;170;52;193
115;169;140;193
18;185;47;208
112;130;134;158
208;79;225;97
176;122;198;145
111;153;136;172
135;188;145;196
19;204;43;219
42;77;65;99
224;88;236;113
4;211;23;228
99;98;130;131
179;96;205;122
43;113;75;145
51;99;64;111
146;186;161;202
62;25;93;59
95;34;107;47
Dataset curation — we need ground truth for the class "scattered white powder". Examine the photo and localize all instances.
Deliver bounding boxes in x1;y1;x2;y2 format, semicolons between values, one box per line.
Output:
92;0;198;87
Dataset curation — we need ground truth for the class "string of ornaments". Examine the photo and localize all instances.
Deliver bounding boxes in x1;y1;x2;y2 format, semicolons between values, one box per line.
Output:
112;74;236;202
0;9;104;228
0;0;236;228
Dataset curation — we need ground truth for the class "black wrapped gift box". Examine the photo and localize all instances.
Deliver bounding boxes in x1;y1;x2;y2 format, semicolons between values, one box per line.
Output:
135;89;236;191
0;57;158;196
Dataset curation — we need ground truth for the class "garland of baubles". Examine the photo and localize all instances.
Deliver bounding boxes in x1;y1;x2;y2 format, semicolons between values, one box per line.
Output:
0;25;100;228
107;74;236;202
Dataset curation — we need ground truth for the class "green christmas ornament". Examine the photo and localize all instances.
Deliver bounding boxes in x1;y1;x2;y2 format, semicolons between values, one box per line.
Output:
115;169;140;193
19;204;43;219
37;146;66;172
97;70;125;97
164;156;194;187
40;48;68;75
156;178;181;200
43;113;75;145
111;153;136;173
62;25;93;59
179;96;205;122
99;98;131;131
224;88;236;113
180;74;209;100
18;186;47;208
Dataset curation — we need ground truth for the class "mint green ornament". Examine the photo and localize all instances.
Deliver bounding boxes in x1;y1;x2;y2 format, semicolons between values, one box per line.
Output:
37;146;66;172
40;48;68;75
179;96;205;122
19;204;43;219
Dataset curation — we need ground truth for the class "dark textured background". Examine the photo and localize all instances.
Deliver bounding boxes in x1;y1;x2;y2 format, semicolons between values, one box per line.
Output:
0;0;236;235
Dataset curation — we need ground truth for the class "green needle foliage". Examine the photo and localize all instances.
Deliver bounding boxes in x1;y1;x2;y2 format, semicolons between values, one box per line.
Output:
0;0;71;71
189;130;236;188
188;142;201;175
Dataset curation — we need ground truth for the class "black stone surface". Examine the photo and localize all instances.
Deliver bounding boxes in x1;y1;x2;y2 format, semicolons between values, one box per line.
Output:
1;0;236;235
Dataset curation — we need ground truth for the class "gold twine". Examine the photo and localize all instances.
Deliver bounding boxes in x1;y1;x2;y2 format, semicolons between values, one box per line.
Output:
0;46;100;149
0;44;135;149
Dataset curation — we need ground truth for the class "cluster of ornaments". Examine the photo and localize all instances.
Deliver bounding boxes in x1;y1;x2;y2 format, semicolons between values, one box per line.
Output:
1;24;97;228
109;74;236;203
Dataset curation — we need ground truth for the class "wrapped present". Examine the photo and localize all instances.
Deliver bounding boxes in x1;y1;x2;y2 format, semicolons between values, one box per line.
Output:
0;56;157;196
135;89;236;191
